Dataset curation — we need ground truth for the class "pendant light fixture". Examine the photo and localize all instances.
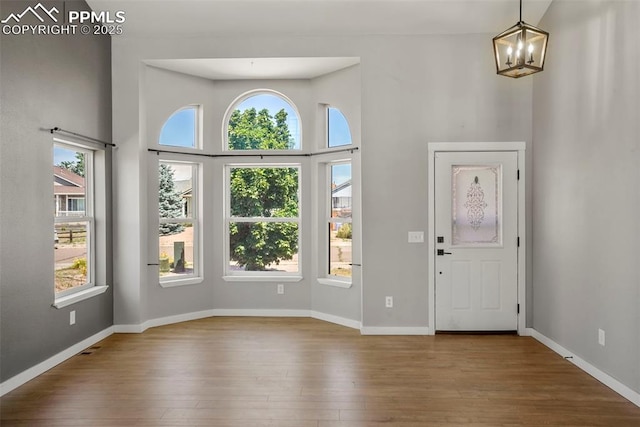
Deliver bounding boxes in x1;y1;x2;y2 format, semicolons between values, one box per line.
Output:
492;0;549;78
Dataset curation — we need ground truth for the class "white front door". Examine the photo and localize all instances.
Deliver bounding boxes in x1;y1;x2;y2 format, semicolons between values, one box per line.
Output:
435;151;519;331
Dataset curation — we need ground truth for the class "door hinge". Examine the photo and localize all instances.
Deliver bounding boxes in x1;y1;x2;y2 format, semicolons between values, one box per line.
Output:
517;169;520;180
517;237;520;247
517;304;520;314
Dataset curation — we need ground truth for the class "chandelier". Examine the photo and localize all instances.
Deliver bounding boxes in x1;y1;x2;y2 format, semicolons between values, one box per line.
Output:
492;0;549;78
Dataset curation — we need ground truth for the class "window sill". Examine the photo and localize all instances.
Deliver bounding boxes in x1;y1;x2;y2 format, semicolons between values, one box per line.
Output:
53;285;109;309
223;275;303;283
317;278;353;289
159;277;203;288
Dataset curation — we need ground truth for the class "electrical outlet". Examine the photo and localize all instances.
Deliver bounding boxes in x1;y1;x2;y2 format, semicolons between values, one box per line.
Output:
598;329;605;346
408;231;424;243
277;284;284;295
70;310;76;325
385;296;393;308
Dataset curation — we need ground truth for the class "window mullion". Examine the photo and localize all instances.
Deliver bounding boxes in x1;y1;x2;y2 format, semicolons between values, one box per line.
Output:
329;217;353;224
229;217;299;223
159;217;193;224
55;216;91;223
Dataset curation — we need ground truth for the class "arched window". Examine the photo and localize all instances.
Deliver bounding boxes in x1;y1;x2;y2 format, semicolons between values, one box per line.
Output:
226;92;301;150
159;106;199;149
327;107;352;148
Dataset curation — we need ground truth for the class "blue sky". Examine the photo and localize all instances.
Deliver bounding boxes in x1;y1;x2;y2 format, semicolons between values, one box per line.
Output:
159;108;196;148
57;96;353;184
158;95;304;149
53;145;78;165
155;95;354;153
328;108;352;147
332;163;351;186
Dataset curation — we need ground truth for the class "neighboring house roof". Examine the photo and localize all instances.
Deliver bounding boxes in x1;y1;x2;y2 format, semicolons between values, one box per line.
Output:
54;166;84;186
53;166;85;196
174;179;191;194
332;179;351;198
54;186;85;195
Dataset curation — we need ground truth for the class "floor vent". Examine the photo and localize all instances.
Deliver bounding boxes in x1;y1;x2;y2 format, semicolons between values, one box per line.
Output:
80;346;101;355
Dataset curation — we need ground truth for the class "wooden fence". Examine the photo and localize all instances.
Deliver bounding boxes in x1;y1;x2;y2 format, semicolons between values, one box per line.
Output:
55;228;87;244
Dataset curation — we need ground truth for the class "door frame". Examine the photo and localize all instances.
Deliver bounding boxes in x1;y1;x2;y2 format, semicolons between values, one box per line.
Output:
428;142;526;335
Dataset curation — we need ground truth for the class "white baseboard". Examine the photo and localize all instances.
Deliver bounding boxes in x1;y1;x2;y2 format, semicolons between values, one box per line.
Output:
361;326;430;335
114;309;359;334
113;323;145;333
311;311;361;330
114;310;219;333
143;309;217;331
0;326;114;397
528;328;640;407
211;309;310;318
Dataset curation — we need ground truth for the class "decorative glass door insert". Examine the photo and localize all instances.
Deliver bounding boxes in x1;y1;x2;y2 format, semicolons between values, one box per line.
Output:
451;165;502;246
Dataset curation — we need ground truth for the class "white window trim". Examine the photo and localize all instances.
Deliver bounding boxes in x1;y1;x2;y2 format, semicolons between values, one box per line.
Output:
223;275;303;283
224;163;302;279
54;143;95;299
53;137;109;308
158;160;202;287
159;277;204;288
317;278;352;289
324;160;353;285
53;285;108;309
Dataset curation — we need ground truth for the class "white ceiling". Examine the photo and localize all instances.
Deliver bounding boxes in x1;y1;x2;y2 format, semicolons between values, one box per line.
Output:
90;1;552;80
145;57;361;80
86;0;553;37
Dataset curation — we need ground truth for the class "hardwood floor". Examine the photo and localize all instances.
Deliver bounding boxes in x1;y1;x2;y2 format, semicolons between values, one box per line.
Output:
2;317;640;426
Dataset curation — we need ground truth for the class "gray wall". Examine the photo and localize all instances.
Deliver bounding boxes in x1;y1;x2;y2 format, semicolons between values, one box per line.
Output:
358;35;532;327
0;0;113;382
111;34;532;329
532;0;640;393
311;65;362;322
133;65;362;323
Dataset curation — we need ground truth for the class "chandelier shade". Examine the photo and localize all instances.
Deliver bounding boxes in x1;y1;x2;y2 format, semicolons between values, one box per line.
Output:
492;1;549;78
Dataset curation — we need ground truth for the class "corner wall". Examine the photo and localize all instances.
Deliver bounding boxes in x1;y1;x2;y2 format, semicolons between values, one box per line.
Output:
532;0;640;393
0;0;113;382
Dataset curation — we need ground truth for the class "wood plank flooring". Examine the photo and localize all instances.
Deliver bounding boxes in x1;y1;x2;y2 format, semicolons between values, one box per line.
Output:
2;317;640;426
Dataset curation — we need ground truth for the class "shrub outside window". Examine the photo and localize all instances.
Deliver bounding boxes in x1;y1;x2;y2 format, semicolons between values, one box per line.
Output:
54;143;93;295
159;161;199;283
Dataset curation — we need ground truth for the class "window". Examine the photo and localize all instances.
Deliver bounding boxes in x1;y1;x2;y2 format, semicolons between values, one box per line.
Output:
225;165;300;278
226;92;301;150
223;90;303;280
159;106;199;149
67;197;85;213
327;107;352;148
328;162;352;279
159;161;199;284
54;143;93;295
